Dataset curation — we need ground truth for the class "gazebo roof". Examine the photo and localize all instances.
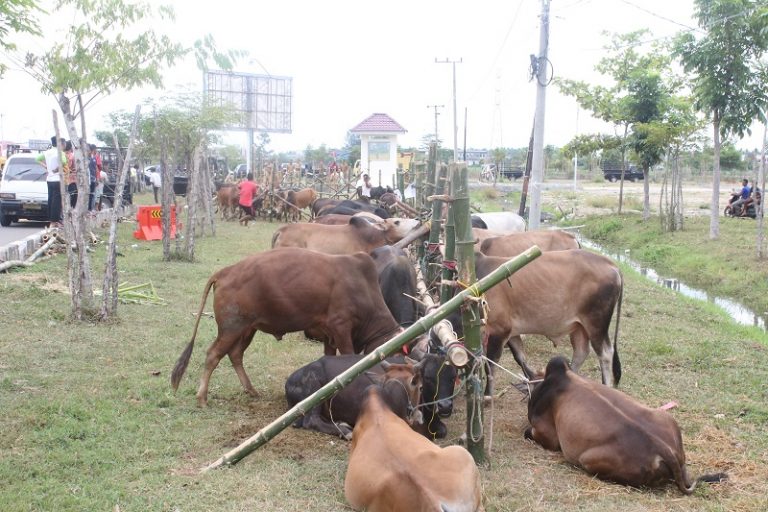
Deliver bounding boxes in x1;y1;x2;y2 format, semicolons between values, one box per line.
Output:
350;113;407;134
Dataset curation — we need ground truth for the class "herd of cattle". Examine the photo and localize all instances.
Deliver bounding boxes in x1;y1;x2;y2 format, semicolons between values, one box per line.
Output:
171;186;725;510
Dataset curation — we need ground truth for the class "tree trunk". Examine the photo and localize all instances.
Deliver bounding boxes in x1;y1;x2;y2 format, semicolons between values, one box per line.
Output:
100;105;141;320
52;111;80;317
183;143;202;261
710;112;722;240
642;164;650;221
618;125;628;214
757;125;766;259
659;155;669;231
158;129;171;261
674;150;684;231
58;94;96;319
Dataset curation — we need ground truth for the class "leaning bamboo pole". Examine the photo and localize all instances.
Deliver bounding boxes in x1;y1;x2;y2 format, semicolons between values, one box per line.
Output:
200;245;541;472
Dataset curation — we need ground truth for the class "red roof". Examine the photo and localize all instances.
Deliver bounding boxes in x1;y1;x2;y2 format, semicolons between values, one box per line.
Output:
350;113;407;133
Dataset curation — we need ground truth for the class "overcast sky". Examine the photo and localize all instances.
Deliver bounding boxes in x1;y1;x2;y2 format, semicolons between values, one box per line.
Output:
1;0;764;154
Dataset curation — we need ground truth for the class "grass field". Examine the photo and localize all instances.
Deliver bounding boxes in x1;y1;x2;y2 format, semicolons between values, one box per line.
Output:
1;190;768;511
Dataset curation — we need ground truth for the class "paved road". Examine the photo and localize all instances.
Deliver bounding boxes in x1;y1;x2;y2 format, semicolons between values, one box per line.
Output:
0;222;48;246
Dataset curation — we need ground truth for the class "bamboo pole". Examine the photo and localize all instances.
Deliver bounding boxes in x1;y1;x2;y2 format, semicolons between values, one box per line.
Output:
426;165;448;288
441;171;457;305
452;162;486;464
392;222;431;250
200;245;541;472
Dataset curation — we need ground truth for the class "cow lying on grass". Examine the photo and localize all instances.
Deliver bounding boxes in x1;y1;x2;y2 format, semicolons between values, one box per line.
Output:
345;383;483;512
285;353;457;440
525;356;727;494
171;248;404;406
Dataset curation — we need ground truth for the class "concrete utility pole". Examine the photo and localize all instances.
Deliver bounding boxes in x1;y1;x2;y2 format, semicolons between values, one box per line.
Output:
435;58;462;163
573;106;579;191
427;104;444;146
528;0;550;230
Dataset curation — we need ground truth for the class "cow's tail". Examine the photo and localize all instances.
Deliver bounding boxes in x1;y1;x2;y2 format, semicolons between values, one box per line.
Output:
662;446;727;495
612;269;623;386
271;228;282;248
170;274;217;392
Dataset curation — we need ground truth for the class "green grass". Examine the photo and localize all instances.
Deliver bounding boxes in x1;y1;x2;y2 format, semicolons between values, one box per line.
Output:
1;189;768;511
574;213;768;315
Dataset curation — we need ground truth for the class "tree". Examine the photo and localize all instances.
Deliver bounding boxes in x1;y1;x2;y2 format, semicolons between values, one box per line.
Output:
17;0;237;321
255;131;271;172
0;0;43;78
559;30;674;216
674;0;768;240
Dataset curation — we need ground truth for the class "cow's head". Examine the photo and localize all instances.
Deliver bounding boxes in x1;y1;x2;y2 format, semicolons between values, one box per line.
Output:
378;357;425;425
377;217;421;242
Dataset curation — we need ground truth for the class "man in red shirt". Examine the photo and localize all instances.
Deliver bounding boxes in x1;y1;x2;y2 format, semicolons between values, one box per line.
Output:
238;173;259;222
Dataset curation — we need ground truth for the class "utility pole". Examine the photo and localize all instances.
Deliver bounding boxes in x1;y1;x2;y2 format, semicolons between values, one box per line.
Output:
574;105;579;191
528;0;550;230
435;58;462;163
427;104;444;146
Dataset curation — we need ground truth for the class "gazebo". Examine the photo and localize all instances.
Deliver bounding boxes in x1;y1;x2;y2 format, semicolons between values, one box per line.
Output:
350;113;407;188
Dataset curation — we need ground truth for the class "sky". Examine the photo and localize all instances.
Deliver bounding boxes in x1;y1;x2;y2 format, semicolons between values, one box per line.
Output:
1;0;765;155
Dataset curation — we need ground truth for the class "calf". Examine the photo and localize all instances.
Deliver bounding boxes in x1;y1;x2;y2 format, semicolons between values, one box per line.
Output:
476;250;623;387
526;356;726;494
285;353;456;439
280;187;317;222
171;248;403;406
215;184;239;220
271;216;419;255
480;229;580;257
345;385;483;512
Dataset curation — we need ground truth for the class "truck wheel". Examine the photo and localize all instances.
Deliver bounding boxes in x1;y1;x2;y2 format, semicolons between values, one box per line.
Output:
0;212;12;227
609;176;617;183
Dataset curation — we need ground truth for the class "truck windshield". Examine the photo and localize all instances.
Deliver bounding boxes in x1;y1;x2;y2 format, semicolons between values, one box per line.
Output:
3;158;47;181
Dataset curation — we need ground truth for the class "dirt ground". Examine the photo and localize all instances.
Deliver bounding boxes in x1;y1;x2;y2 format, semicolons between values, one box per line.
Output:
533;178;739;219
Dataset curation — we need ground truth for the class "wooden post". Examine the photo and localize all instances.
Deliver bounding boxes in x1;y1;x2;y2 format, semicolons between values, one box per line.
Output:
452;162;486;464
426;164;447;288
441;169;457;304
200;245;541;472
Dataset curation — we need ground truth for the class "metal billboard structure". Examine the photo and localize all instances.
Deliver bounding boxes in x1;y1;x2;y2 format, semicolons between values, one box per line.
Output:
204;70;293;172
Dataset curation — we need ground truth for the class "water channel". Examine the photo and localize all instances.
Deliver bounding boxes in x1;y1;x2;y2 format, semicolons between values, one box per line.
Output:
580;238;767;332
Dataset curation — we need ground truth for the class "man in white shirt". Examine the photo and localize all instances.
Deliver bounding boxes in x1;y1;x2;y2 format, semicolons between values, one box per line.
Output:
150;169;162;203
36;136;64;227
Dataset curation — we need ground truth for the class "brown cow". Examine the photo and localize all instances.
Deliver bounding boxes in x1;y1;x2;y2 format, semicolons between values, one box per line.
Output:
525;356;727;494
170;248;403;406
480;229;580;257
271;216;420;255
279;187;318;222
215;184;239;220
345;383;483;512
476;249;623;387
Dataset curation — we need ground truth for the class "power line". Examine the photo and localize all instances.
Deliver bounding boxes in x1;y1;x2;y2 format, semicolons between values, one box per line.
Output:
618;0;700;32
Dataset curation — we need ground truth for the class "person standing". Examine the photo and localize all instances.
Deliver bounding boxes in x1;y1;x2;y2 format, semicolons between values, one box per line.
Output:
64;141;77;208
88;145;98;211
37;136;64;228
150;168;162;203
237;172;259;222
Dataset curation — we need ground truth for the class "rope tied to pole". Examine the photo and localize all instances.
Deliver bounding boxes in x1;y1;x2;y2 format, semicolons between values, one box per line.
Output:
442;259;457;271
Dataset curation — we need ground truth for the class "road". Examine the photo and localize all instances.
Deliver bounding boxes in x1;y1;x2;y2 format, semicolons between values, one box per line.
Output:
0;222;47;246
